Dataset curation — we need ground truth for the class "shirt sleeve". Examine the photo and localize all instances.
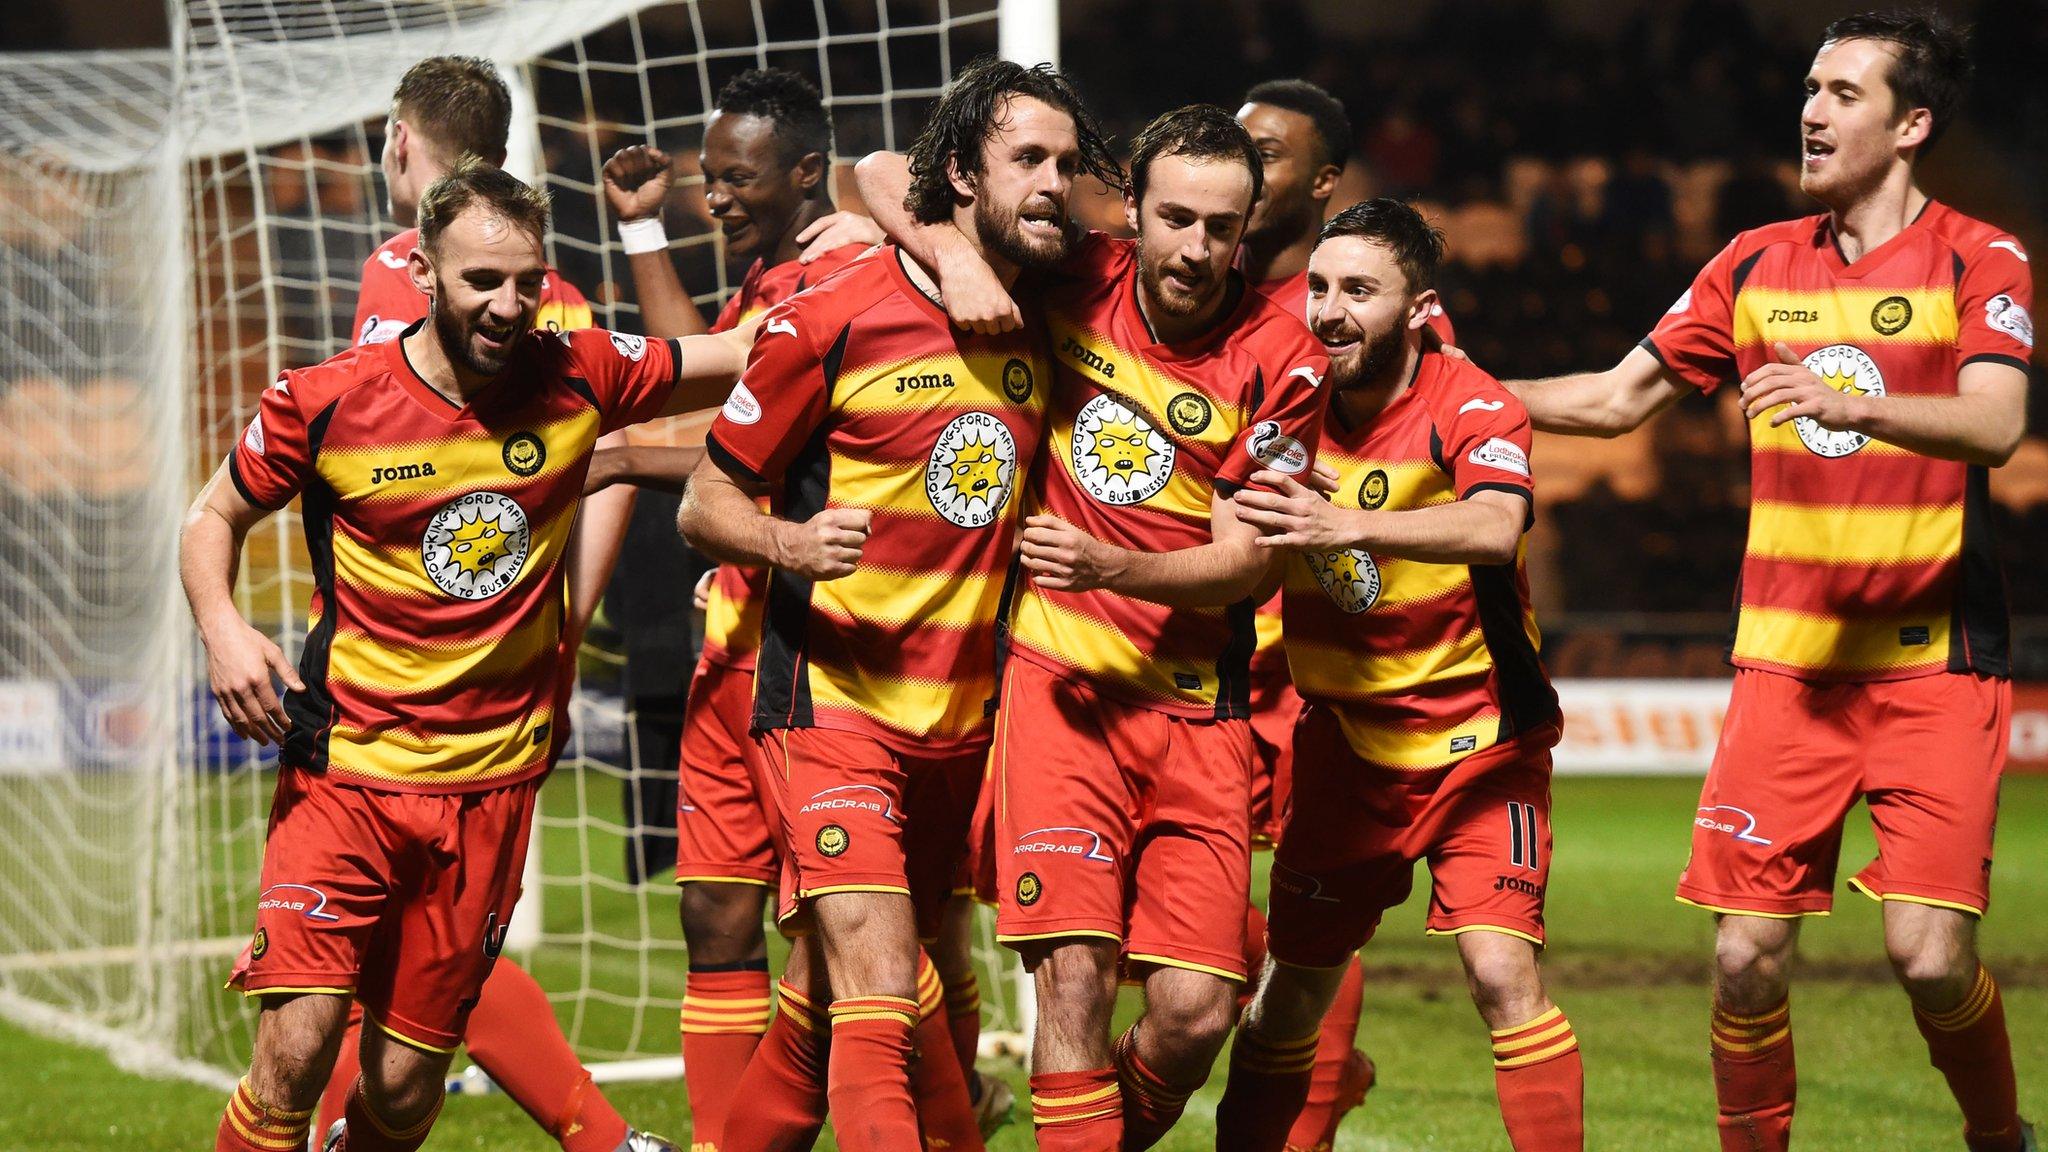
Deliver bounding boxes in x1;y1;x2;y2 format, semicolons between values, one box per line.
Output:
1216;345;1331;494
1440;385;1536;514
1955;235;2035;371
565;327;683;433
228;375;314;510
1063;230;1132;280
535;271;595;334
1641;238;1742;394
705;299;834;485
352;249;420;347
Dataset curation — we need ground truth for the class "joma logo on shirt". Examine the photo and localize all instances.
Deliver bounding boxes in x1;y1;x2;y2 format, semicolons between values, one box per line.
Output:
371;462;437;484
895;372;955;394
1060;335;1116;378
1766;308;1819;323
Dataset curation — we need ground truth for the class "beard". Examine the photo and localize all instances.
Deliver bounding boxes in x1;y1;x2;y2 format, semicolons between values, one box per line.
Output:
975;195;1069;271
431;281;518;377
1136;238;1223;320
1326;321;1407;391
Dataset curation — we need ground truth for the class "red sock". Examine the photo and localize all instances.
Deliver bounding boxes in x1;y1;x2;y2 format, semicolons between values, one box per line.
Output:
911;952;986;1150
720;982;830;1152
1491;1007;1584;1152
1710;997;1794;1152
1030;1067;1122;1152
465;960;628;1152
1914;965;2024;1152
682;965;774;1150
1113;1026;1199;1151
825;996;921;1152
943;969;983;1080
1286;956;1368;1151
335;1079;442;1151
1214;1024;1320;1152
216;1076;314;1152
317;1008;365;1142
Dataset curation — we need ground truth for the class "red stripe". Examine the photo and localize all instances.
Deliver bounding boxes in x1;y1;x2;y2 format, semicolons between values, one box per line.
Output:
1749;449;1966;508
1737;554;1957;616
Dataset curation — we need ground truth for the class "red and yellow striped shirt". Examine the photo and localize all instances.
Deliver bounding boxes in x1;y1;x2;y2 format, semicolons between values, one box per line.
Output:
353;227;592;346
229;325;682;792
1284;350;1557;769
1645;202;2034;681
705;247;1048;752
1008;233;1329;718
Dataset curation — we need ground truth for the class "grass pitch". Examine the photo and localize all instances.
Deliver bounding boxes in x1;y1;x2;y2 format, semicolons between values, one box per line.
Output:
5;774;2045;1150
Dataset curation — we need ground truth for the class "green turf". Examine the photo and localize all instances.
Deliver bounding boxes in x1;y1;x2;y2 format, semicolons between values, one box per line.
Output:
3;775;2044;1150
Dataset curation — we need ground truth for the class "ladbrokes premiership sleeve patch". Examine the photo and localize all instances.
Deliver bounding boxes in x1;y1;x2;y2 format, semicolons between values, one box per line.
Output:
1218;355;1329;493
1643;238;1742;393
707;299;834;484
567;327;681;432
230;375;314;510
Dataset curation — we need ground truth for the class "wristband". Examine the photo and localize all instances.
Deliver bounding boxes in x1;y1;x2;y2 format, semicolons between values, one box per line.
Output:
617;216;669;255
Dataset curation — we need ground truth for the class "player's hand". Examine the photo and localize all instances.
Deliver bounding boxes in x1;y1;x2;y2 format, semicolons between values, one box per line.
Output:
935;248;1024;335
1019;513;1120;592
1235;471;1364;551
603;144;675;223
794;211;884;262
200;615;304;746
1306;459;1343;497
773;507;871;580
693;568;716;611
1740;341;1868;429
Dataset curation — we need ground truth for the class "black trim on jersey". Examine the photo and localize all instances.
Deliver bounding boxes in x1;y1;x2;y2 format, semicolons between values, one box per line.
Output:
705;433;765;486
1961;353;2031;375
1949;463;2010;676
1464;481;1536;530
281;400;343;771
1211;596;1256;721
1249;365;1265;412
1428;426;1447;473
1722;567;1744;668
1469;563;1557;742
752;321;854;733
667;337;686;392
396;321;461;411
1635;335;1671;369
227;456;274;511
988;556;1026;718
1952;250;1967;285
1728;248;1767;297
563;375;600;413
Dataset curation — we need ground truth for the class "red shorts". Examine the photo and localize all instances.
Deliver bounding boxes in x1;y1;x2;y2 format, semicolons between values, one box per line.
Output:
228;768;538;1052
755;726;984;941
992;657;1253;981
1248;676;1301;849
1268;706;1559;969
965;760;1000;906
674;657;778;887
1678;669;2010;918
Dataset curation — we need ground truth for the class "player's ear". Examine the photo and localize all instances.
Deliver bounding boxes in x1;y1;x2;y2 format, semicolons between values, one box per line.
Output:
387;119;410;171
945;152;975;204
407;243;436;299
1896;105;1933;155
1408;287;1439;332
793;150;827;194
1123;188;1139;234
1310;162;1342;203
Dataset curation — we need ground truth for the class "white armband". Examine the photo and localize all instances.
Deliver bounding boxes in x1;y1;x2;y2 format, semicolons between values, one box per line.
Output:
617;216;669;255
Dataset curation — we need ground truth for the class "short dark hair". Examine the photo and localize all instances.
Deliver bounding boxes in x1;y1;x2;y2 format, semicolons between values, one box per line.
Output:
1822;9;1971;153
418;158;552;255
1127;104;1263;212
1317;198;1445;292
1243;78;1353;170
715;67;835;168
903;56;1123;225
393;56;513;165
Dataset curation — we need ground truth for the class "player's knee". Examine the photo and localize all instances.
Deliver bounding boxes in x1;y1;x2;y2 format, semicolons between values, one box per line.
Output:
1713;921;1796;1004
1143;973;1239;1057
359;1053;445;1126
1458;936;1546;1026
1031;942;1119;1029
1886;934;1974;1008
678;882;768;963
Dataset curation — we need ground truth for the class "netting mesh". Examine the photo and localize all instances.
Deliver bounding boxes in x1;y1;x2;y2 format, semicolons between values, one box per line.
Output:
0;0;1025;1083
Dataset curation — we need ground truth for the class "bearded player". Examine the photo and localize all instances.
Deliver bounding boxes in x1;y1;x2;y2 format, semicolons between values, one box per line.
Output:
190;164;753;1152
678;57;1118;1152
861;104;1328;1151
327;55;668;1152
1216;199;1581;1152
1504;12;2034;1150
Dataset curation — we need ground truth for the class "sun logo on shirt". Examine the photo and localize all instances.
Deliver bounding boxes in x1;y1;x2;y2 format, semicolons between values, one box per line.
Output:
1790;344;1886;459
1306;547;1382;614
422;491;531;600
926;412;1018;529
1071;394;1175;506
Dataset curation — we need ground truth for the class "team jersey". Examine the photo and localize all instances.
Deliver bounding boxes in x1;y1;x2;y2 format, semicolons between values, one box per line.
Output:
353;227;594;347
1284;348;1557;769
1245;268;1458;707
1007;232;1329;719
700;244;868;672
704;246;1048;752
230;325;682;792
1644;202;2034;681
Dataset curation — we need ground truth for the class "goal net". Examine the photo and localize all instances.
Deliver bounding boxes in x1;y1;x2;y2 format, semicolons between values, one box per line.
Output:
0;0;1035;1086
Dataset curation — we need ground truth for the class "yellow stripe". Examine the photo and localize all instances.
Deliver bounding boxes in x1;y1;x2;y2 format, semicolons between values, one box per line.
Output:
1036;1105;1122;1125
1124;952;1247;982
1711;1025;1791;1053
1426;923;1545;947
1490;1006;1563;1039
326;612;556;696
673;875;774;888
810;566;997;631
794;883;912;901
1675;895;1828;919
802;668;998;749
1745;500;1961;566
224;1110;305;1150
1713;1005;1789;1027
1493;1019;1574;1055
682;996;776;1010
234;1081;316;1120
1008;599;1227;711
997;928;1126;945
834;350;1044;416
317;408;600;502
1731;606;1950;676
1031;1083;1123;1108
239;985;355;998
330;502;576;602
1845;876;1985;916
1494;1034;1579;1068
366;1011;459;1055
1733;286;1959;348
326;709;550;785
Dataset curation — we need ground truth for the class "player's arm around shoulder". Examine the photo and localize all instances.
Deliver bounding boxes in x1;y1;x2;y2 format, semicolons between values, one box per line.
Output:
853;149;1023;334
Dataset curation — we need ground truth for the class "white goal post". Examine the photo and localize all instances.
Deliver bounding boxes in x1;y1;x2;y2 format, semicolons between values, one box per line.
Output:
0;0;1054;1087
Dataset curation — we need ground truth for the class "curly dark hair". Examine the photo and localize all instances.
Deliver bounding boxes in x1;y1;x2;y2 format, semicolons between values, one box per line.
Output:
715;67;835;169
1318;198;1445;292
1243;78;1353;170
1127;104;1262;212
903;56;1122;225
1821;9;1971;153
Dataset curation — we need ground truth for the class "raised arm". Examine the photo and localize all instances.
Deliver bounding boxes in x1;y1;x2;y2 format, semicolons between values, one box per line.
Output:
180;461;304;745
1018;489;1269;608
1740;344;2027;466
603;144;711;338
1503;344;1691;438
852;149;1022;334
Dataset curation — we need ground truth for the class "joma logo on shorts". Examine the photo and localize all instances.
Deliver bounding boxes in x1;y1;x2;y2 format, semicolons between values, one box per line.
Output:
1493;875;1546;897
895;372;955;394
1060;335;1115;378
372;461;437;484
